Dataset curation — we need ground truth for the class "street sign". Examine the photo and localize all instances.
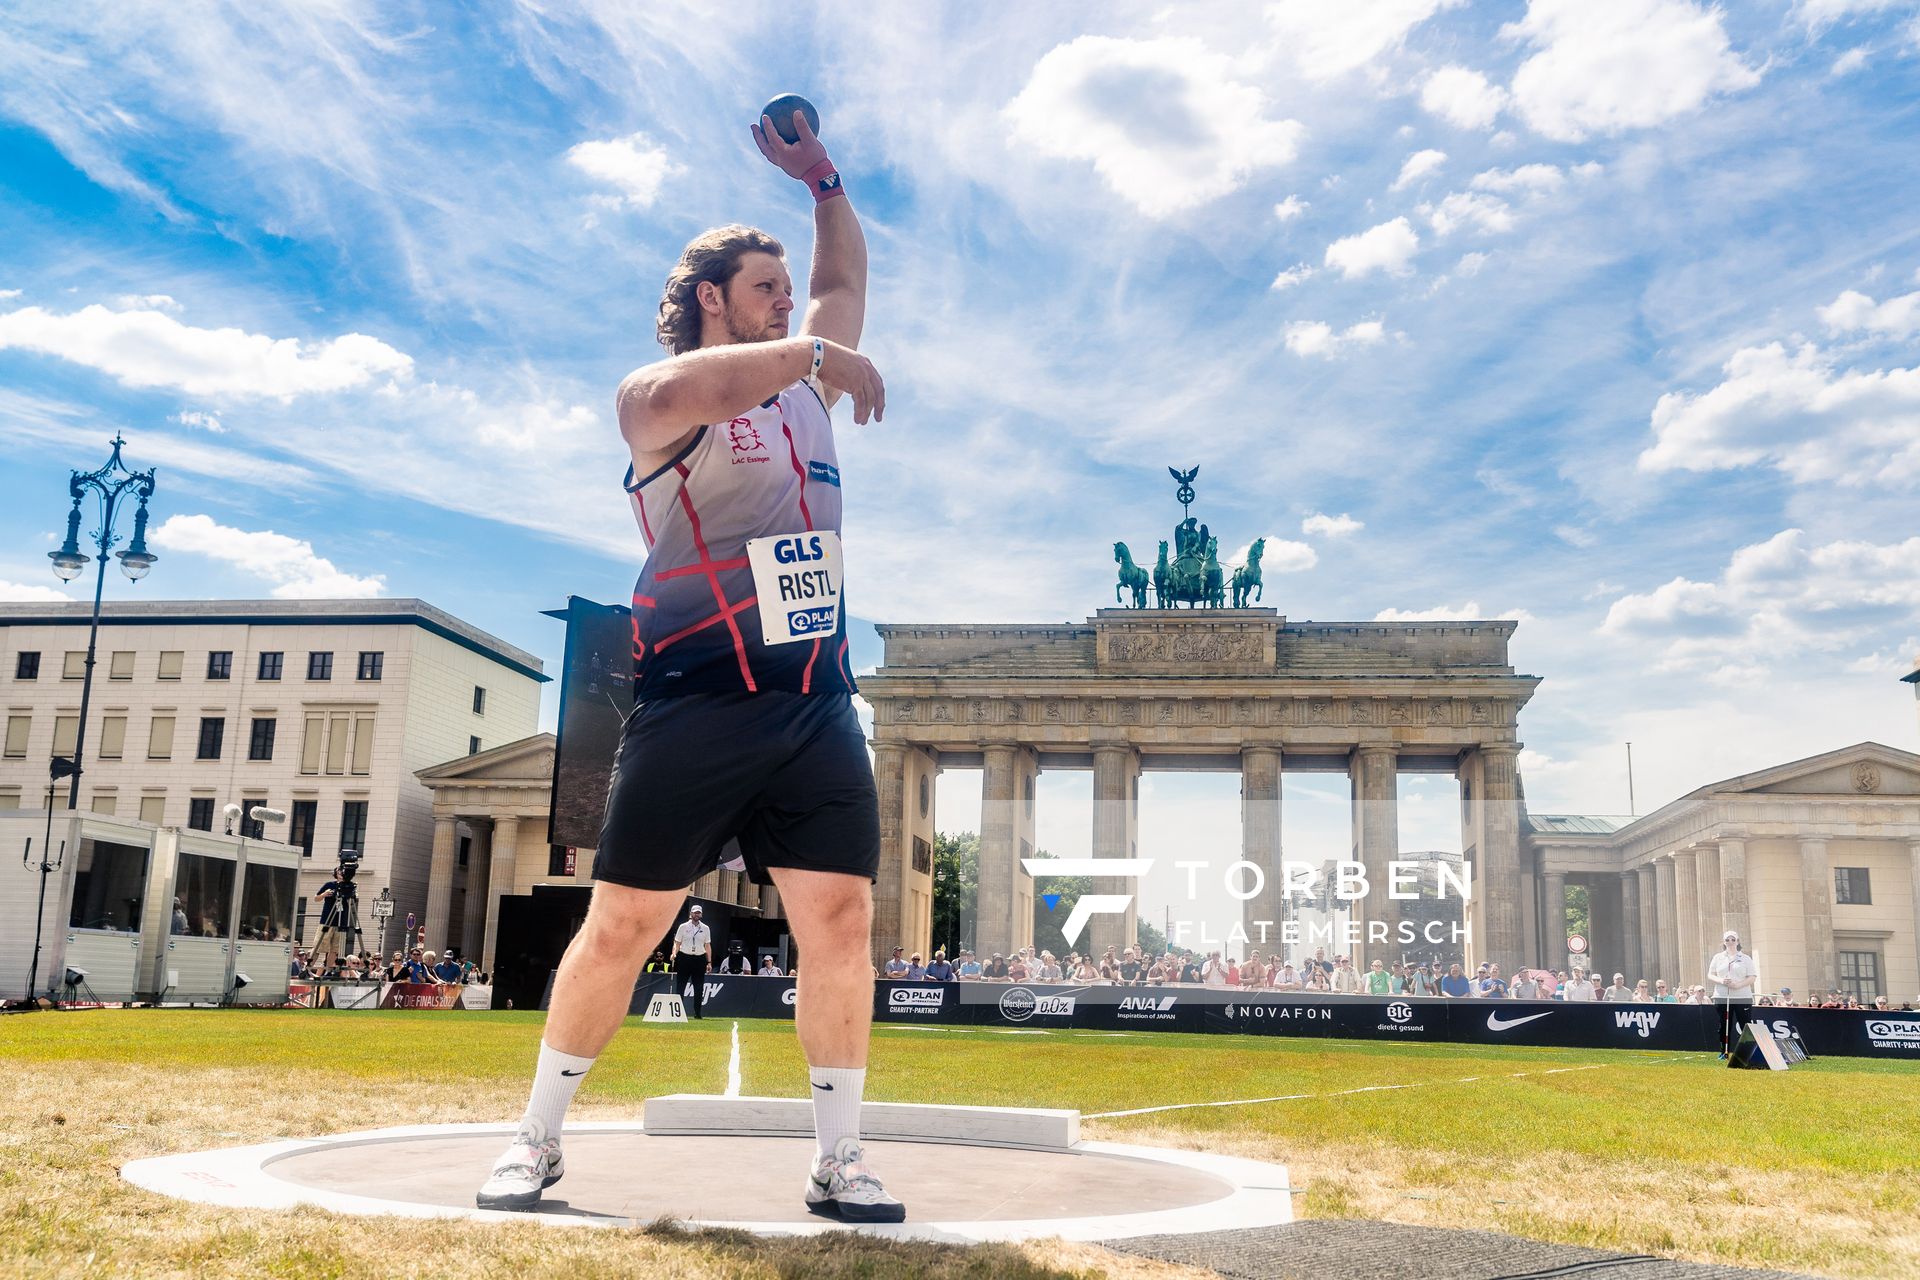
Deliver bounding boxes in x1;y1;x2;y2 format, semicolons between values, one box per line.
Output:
1567;934;1587;954
371;898;394;919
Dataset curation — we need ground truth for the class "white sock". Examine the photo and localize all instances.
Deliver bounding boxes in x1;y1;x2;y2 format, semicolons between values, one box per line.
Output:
809;1066;866;1161
519;1042;595;1140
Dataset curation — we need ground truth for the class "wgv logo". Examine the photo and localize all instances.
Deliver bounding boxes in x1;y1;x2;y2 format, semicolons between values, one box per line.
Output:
1616;1009;1661;1038
1022;857;1155;944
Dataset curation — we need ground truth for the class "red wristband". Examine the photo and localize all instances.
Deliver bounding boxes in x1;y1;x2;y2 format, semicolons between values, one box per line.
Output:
801;157;845;204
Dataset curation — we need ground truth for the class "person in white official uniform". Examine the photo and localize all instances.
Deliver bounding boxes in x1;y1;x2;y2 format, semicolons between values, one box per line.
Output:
1706;929;1759;1058
671;905;714;1019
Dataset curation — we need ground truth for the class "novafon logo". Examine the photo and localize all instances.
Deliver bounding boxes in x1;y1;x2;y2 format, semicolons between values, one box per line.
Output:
1615;1009;1661;1038
888;987;946;1013
1225;1003;1329;1021
1022;857;1155;944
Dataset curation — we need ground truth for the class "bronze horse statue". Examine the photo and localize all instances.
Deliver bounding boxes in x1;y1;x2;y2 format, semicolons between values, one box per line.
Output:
1231;537;1266;608
1113;542;1150;608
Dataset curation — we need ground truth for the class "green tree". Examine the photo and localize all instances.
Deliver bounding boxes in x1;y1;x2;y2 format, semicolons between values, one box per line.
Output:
1028;858;1092;960
1137;915;1168;956
930;831;978;955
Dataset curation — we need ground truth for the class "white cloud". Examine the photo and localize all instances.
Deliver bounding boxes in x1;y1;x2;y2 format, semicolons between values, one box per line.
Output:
150;514;385;599
0;289;19;300
0;302;411;400
1601;529;1920;676
1420;64;1507;130
1229;535;1317;573
564;131;681;208
114;293;178;311
1470;163;1565;194
1829;46;1872;76
1639;340;1920;487
1819;287;1920;339
1273;195;1309;222
1004;36;1303;218
1324;216;1418;278
1284;319;1388;357
1302;511;1364;537
0;580;74;602
1373;601;1525;621
171;410;225;433
1424;191;1513;236
1266;0;1459;80
1796;0;1916;29
1270;264;1315;291
1391;148;1447;191
1503;0;1761;142
1456;251;1490;276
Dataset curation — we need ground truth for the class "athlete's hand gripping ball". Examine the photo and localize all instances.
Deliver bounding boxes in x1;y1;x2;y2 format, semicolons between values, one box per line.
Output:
752;98;829;183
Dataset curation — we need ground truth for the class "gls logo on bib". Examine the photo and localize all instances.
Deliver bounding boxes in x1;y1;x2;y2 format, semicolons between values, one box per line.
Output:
746;531;844;644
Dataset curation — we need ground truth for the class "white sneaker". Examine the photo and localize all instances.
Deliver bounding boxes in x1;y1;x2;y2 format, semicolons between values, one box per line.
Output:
475;1120;565;1211
804;1136;906;1223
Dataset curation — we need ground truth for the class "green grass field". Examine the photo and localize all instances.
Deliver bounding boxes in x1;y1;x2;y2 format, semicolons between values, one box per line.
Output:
3;1009;1917;1278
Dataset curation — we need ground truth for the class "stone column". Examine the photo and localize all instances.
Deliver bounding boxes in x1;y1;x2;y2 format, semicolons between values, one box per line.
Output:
1478;745;1524;973
1090;745;1138;955
1719;836;1749;945
1672;849;1700;992
692;869;720;900
1635;864;1658;984
1520;860;1540;970
1801;838;1836;994
977;743;1020;959
460;821;491;961
1240;746;1283;952
1590;877;1620;978
759;881;783;921
1909;840;1920;998
1620;870;1643;987
481;814;519;973
869;742;910;966
1695;843;1723;958
717;869;740;906
1653;855;1678;987
1542;869;1567;966
1349;744;1400;965
422;815;459;953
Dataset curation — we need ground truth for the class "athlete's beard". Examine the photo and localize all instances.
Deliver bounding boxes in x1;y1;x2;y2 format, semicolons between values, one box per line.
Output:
721;300;784;345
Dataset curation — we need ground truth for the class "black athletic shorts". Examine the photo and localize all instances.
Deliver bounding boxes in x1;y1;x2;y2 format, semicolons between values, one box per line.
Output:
592;690;879;891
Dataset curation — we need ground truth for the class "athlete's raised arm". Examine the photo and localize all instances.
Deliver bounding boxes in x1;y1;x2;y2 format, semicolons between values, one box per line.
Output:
753;107;867;404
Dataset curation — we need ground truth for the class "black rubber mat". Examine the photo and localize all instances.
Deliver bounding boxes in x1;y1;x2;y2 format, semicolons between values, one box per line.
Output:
1104;1220;1810;1280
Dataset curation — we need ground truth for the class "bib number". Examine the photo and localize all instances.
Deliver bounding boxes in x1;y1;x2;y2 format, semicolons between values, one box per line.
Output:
746;531;844;645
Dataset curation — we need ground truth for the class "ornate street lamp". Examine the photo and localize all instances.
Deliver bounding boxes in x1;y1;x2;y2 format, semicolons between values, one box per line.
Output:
47;433;158;809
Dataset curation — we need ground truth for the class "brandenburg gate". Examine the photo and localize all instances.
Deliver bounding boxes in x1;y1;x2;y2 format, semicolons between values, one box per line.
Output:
861;609;1541;972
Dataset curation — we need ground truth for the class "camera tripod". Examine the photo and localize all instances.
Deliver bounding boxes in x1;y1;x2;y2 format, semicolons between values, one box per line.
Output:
308;880;364;972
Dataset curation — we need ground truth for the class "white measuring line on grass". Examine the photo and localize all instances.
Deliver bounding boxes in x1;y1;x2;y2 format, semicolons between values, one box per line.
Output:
1084;1063;1606;1119
725;1021;742;1098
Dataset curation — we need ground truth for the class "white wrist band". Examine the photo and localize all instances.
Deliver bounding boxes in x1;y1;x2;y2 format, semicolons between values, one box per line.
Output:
810;336;824;379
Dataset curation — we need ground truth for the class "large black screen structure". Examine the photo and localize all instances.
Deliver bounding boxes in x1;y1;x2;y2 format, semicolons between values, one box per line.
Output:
545;596;636;852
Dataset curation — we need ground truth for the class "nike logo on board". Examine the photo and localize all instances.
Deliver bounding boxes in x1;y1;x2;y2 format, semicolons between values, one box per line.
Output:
1486;1011;1553;1031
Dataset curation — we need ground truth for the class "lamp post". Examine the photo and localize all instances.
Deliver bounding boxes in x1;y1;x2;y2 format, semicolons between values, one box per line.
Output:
47;433;159;809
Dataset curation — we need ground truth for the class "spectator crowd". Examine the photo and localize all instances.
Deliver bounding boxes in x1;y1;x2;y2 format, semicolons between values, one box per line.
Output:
291;945;488;987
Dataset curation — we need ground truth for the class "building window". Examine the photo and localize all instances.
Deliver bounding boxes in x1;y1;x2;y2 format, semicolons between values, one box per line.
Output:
63;651;86;679
1834;867;1871;905
109;651;135;679
53;715;78;759
207;651;233;680
147;715;175;760
197;717;225;760
1839;949;1882;1002
139;795;166;825
458;834;471;869
472;686;486;715
289;800;317;858
249;717;276;761
90;793;116;816
295;897;308;944
173;852;234;937
258;651;283;681
15;651;39;680
339;800;368;856
187;797;215;831
157;651;183;680
469;735;481;755
357;651;383;681
68;837;146;932
98;715;127;759
308;652;333;681
4;715;28;759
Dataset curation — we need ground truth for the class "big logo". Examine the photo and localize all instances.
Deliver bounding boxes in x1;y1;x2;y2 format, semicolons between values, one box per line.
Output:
1615;1009;1661;1038
888;987;947;1015
1385;1002;1414;1024
1021;857;1156;944
998;986;1074;1022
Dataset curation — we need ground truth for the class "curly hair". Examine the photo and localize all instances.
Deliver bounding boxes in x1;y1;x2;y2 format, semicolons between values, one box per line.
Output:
655;224;786;355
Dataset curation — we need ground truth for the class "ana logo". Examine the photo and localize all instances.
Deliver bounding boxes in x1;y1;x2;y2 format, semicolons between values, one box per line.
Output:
1487;1010;1553;1032
1021;858;1155;944
888;987;946;1013
1385;1001;1414;1024
1615;1009;1661;1038
1117;994;1179;1018
726;418;768;459
781;987;798;1006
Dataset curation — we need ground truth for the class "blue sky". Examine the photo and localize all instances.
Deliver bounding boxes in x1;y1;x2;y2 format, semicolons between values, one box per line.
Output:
3;1;1920;923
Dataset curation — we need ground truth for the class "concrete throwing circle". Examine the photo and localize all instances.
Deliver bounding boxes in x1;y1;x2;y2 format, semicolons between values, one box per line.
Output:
121;1121;1293;1243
